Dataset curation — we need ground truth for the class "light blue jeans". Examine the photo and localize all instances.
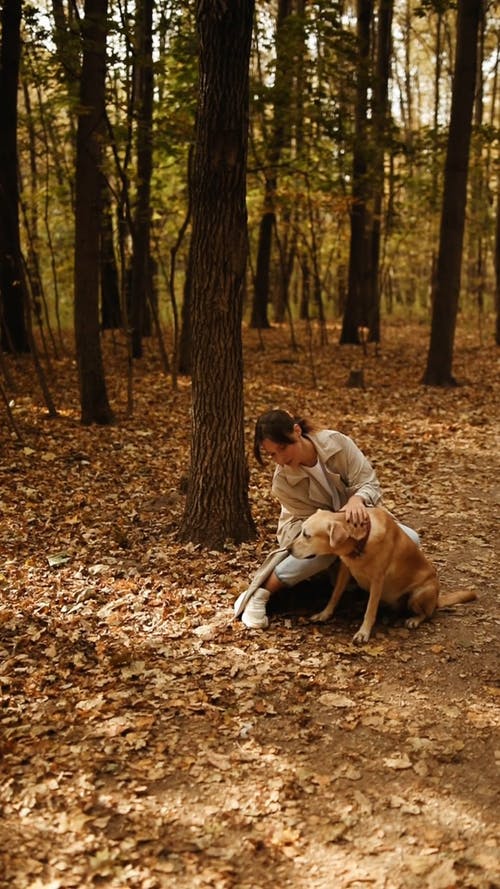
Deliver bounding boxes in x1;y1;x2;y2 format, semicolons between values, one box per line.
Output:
275;522;420;587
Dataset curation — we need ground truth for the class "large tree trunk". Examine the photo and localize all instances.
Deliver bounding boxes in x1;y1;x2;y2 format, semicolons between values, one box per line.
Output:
340;0;374;345
0;0;29;353
74;0;113;424
179;0;256;548
423;0;482;385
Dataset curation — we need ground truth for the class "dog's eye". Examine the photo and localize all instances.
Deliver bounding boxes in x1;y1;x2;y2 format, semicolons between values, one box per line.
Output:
303;530;310;540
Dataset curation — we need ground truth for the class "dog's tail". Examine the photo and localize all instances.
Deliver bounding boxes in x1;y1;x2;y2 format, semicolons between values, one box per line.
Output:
437;590;478;608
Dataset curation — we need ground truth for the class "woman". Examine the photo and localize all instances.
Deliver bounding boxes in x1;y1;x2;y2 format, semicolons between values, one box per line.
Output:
234;409;418;629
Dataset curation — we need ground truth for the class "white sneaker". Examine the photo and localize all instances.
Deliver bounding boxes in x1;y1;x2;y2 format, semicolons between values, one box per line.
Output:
241;587;270;629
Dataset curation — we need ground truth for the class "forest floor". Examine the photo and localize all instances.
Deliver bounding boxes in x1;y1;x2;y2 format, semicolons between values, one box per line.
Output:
0;317;499;889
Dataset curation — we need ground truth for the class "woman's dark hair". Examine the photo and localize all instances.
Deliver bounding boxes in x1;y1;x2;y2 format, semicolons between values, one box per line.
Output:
253;409;314;465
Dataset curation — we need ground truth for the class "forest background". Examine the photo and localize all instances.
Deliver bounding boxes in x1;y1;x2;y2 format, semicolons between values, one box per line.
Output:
0;2;499;887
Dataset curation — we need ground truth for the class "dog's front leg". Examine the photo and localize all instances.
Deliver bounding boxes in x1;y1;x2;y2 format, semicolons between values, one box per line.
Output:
352;574;384;643
310;561;351;623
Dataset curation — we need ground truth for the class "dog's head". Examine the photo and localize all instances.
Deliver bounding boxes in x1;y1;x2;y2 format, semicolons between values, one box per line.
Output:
291;509;368;558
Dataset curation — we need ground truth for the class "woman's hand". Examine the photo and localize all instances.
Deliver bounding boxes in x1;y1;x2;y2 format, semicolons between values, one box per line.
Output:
341;494;369;528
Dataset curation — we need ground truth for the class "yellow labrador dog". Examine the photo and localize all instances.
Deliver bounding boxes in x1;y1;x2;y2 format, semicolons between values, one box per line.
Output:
291;507;476;644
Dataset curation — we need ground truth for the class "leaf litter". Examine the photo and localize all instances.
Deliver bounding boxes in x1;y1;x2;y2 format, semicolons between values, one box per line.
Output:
0;320;499;888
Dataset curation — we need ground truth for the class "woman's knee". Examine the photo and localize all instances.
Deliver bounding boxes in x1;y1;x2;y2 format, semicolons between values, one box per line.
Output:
274;553;336;587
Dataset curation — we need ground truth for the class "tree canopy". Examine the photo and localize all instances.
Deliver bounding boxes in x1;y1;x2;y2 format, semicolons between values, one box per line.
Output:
1;0;497;358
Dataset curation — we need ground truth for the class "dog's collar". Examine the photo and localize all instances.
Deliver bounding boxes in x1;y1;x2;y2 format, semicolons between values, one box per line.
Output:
347;517;371;557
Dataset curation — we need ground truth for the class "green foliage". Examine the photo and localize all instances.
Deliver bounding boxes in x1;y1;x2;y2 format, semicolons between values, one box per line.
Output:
154;12;198;155
12;0;499;335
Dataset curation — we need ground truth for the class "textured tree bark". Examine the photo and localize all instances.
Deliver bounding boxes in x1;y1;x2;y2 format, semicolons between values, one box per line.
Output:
179;0;256;547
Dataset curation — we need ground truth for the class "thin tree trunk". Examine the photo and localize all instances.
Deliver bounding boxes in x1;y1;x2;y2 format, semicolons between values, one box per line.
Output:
423;0;482;385
168;166;192;383
368;0;393;344
340;0;374;344
100;181;122;330
130;0;154;358
74;0;114;424
431;10;443;209
250;0;293;330
0;0;29;353
466;3;486;341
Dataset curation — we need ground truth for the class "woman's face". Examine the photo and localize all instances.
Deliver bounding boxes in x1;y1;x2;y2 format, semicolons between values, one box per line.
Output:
260;425;304;468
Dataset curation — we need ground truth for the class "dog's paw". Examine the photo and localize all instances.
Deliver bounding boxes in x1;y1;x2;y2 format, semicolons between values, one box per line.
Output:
352;626;371;644
310;611;331;623
404;616;424;630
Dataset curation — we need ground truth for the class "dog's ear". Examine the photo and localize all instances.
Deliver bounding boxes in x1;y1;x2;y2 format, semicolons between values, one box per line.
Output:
328;520;349;549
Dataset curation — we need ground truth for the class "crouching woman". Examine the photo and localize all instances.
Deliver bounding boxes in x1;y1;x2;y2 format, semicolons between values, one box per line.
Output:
234;409;418;629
